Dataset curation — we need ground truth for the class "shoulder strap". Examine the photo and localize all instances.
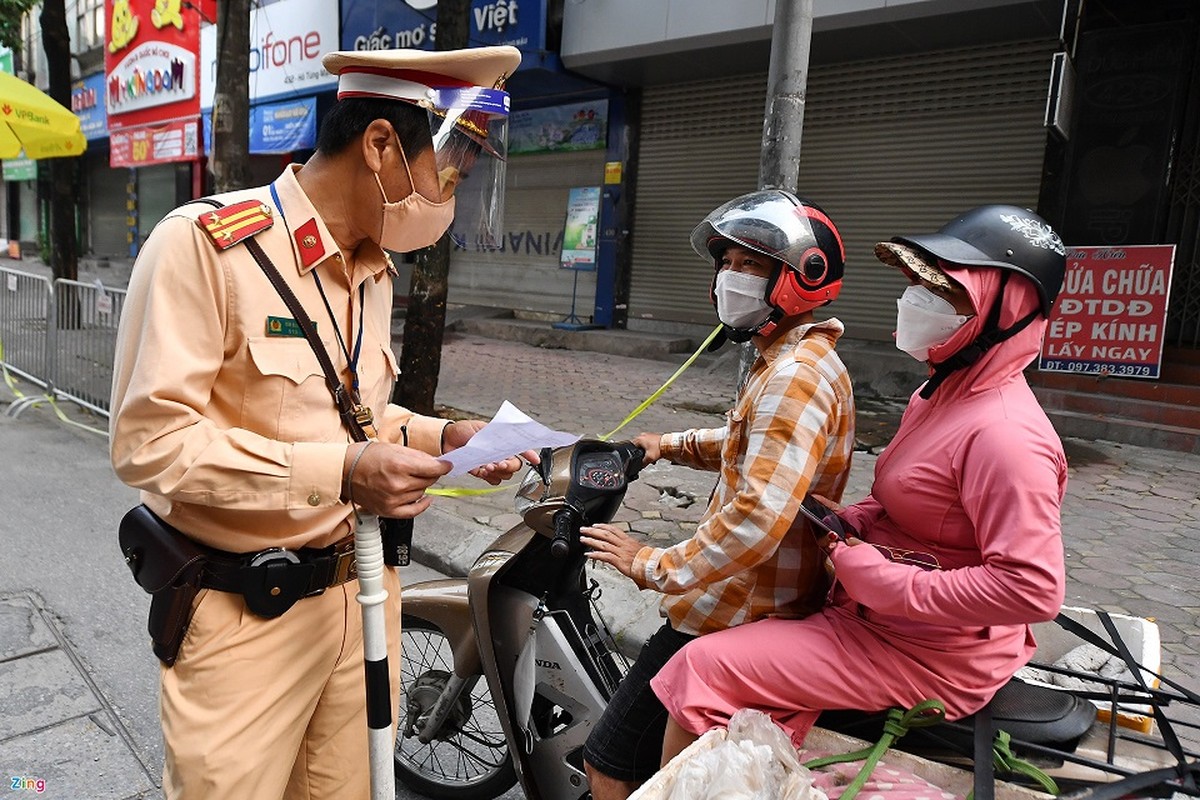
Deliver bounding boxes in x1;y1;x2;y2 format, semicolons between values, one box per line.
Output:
193;198;369;443
194;198;274;250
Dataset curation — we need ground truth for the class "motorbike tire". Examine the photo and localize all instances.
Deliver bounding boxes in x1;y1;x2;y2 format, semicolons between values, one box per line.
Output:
395;614;519;800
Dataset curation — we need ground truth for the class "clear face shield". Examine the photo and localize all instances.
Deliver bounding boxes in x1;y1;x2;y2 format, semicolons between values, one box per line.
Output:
425;86;511;250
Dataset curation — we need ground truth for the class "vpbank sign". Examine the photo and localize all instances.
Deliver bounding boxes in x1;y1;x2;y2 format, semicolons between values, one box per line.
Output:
107;41;197;115
8;107;50;126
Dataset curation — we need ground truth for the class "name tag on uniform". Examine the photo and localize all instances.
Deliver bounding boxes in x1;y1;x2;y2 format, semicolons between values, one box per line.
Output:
265;316;313;338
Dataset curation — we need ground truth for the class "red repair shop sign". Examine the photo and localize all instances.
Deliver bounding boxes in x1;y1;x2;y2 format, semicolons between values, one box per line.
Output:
1038;245;1175;379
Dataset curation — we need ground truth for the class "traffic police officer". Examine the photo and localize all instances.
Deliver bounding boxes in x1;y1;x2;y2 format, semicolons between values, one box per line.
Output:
110;45;523;799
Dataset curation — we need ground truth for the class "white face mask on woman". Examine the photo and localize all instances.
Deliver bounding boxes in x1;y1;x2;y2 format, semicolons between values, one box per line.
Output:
714;270;773;331
894;284;971;362
375;138;456;253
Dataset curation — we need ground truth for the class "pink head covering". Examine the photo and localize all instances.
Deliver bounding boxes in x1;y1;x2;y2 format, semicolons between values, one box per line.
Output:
924;263;1047;397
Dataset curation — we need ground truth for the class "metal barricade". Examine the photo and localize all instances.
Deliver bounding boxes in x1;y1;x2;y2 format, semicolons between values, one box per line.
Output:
1;268;127;420
0;267;55;391
50;278;126;416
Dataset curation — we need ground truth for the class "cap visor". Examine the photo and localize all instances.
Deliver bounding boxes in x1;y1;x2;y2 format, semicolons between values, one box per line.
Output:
874;242;952;290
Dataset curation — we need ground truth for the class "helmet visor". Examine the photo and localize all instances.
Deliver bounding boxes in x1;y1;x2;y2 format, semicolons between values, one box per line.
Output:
427;87;511;250
691;191;828;271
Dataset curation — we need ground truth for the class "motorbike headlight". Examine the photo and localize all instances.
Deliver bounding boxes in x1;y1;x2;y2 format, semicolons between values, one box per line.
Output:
513;465;547;517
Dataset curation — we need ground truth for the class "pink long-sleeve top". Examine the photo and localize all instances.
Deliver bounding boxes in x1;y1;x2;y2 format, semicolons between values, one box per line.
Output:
837;263;1067;646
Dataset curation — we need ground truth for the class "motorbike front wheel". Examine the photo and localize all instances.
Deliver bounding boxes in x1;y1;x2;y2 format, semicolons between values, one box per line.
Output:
396;614;518;800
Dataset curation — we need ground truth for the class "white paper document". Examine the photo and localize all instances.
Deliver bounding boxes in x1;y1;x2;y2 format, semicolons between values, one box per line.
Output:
438;401;580;477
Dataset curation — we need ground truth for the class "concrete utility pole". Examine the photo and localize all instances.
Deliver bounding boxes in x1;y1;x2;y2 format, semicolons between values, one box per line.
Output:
740;0;815;379
759;0;813;192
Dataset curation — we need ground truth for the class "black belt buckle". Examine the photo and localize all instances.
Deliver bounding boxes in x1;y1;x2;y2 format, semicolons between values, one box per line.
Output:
241;548;315;618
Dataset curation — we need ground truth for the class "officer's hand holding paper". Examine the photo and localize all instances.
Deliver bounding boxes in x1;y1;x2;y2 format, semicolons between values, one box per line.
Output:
439;401;579;477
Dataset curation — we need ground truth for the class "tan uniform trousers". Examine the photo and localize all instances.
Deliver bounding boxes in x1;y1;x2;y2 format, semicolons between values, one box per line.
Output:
161;567;403;799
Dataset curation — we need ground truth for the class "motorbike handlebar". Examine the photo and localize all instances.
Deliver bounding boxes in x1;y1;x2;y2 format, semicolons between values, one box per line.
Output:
614;442;647;480
551;507;578;559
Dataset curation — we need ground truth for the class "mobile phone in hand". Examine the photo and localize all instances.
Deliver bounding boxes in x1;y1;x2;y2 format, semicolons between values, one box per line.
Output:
798;497;849;542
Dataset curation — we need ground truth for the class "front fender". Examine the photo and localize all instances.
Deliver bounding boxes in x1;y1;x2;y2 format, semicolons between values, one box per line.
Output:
402;579;482;678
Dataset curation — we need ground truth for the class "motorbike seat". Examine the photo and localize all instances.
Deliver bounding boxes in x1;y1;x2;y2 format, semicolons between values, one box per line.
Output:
818;678;1097;754
968;678;1096;747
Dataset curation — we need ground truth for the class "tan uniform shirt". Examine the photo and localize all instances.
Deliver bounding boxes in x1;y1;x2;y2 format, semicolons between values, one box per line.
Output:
110;165;446;553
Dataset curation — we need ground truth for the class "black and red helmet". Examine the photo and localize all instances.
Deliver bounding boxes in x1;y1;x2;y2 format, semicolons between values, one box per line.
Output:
691;189;845;339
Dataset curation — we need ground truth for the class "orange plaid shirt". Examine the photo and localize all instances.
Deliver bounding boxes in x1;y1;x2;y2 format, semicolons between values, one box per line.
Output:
629;319;855;635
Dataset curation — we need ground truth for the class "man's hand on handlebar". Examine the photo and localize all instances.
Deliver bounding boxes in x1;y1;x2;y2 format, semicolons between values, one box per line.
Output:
580;523;646;580
632;432;662;465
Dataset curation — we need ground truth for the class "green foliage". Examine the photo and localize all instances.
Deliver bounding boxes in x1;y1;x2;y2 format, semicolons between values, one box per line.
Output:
36;228;50;264
0;0;38;53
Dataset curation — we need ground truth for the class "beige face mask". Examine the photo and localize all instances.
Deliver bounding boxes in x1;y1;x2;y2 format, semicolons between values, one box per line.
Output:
375;138;456;252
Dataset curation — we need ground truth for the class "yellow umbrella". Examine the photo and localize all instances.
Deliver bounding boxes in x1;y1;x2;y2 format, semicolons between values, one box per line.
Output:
0;71;87;159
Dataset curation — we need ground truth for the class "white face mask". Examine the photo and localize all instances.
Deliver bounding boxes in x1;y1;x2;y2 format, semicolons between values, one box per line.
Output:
895;284;971;362
375;139;456;253
714;270;773;331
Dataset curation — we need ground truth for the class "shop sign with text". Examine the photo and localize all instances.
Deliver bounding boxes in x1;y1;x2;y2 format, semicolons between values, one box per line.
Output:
200;0;337;108
72;73;109;140
3;157;36;181
203;97;316;154
560;186;600;270
342;0;543;58
1038;245;1174;379
105;0;201;130
110;118;200;167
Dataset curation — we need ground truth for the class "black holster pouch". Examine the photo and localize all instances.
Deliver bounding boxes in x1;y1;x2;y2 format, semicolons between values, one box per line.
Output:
381;517;413;567
239;553;315;618
119;505;208;667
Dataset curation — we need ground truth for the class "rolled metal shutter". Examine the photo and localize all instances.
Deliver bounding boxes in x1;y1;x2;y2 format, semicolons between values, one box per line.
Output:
87;154;130;258
630;39;1056;340
136;164;180;248
448;148;608;316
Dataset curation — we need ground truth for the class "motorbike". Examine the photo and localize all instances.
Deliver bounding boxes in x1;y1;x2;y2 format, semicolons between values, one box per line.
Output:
393;438;1200;800
394;438;643;800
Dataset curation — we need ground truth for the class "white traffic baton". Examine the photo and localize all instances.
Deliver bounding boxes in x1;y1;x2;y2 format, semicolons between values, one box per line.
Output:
354;512;396;800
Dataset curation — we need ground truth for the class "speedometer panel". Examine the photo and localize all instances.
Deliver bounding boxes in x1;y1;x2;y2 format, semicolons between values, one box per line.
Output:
575;452;624;490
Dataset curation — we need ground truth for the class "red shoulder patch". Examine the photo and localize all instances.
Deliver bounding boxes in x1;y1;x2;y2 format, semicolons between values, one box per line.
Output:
196;200;274;250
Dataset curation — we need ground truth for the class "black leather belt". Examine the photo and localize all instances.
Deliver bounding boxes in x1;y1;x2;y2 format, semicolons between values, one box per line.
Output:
200;535;362;618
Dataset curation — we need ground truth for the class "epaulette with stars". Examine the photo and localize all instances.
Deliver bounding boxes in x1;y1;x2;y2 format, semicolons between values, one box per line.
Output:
195;200;275;250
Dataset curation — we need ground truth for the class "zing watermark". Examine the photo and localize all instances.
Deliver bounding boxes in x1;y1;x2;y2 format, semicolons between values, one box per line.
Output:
9;777;46;794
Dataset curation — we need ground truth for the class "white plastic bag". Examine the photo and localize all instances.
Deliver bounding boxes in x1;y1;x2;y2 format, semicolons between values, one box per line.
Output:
630;709;827;800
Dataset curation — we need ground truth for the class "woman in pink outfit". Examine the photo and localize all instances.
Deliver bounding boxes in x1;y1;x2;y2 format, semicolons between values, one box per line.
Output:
650;205;1070;761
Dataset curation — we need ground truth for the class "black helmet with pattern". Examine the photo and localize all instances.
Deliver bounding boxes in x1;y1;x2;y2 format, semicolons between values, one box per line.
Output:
888;205;1066;399
893;204;1066;316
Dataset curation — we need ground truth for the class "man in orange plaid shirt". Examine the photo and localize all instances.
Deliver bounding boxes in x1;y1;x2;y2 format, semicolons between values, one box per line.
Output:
579;189;857;799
